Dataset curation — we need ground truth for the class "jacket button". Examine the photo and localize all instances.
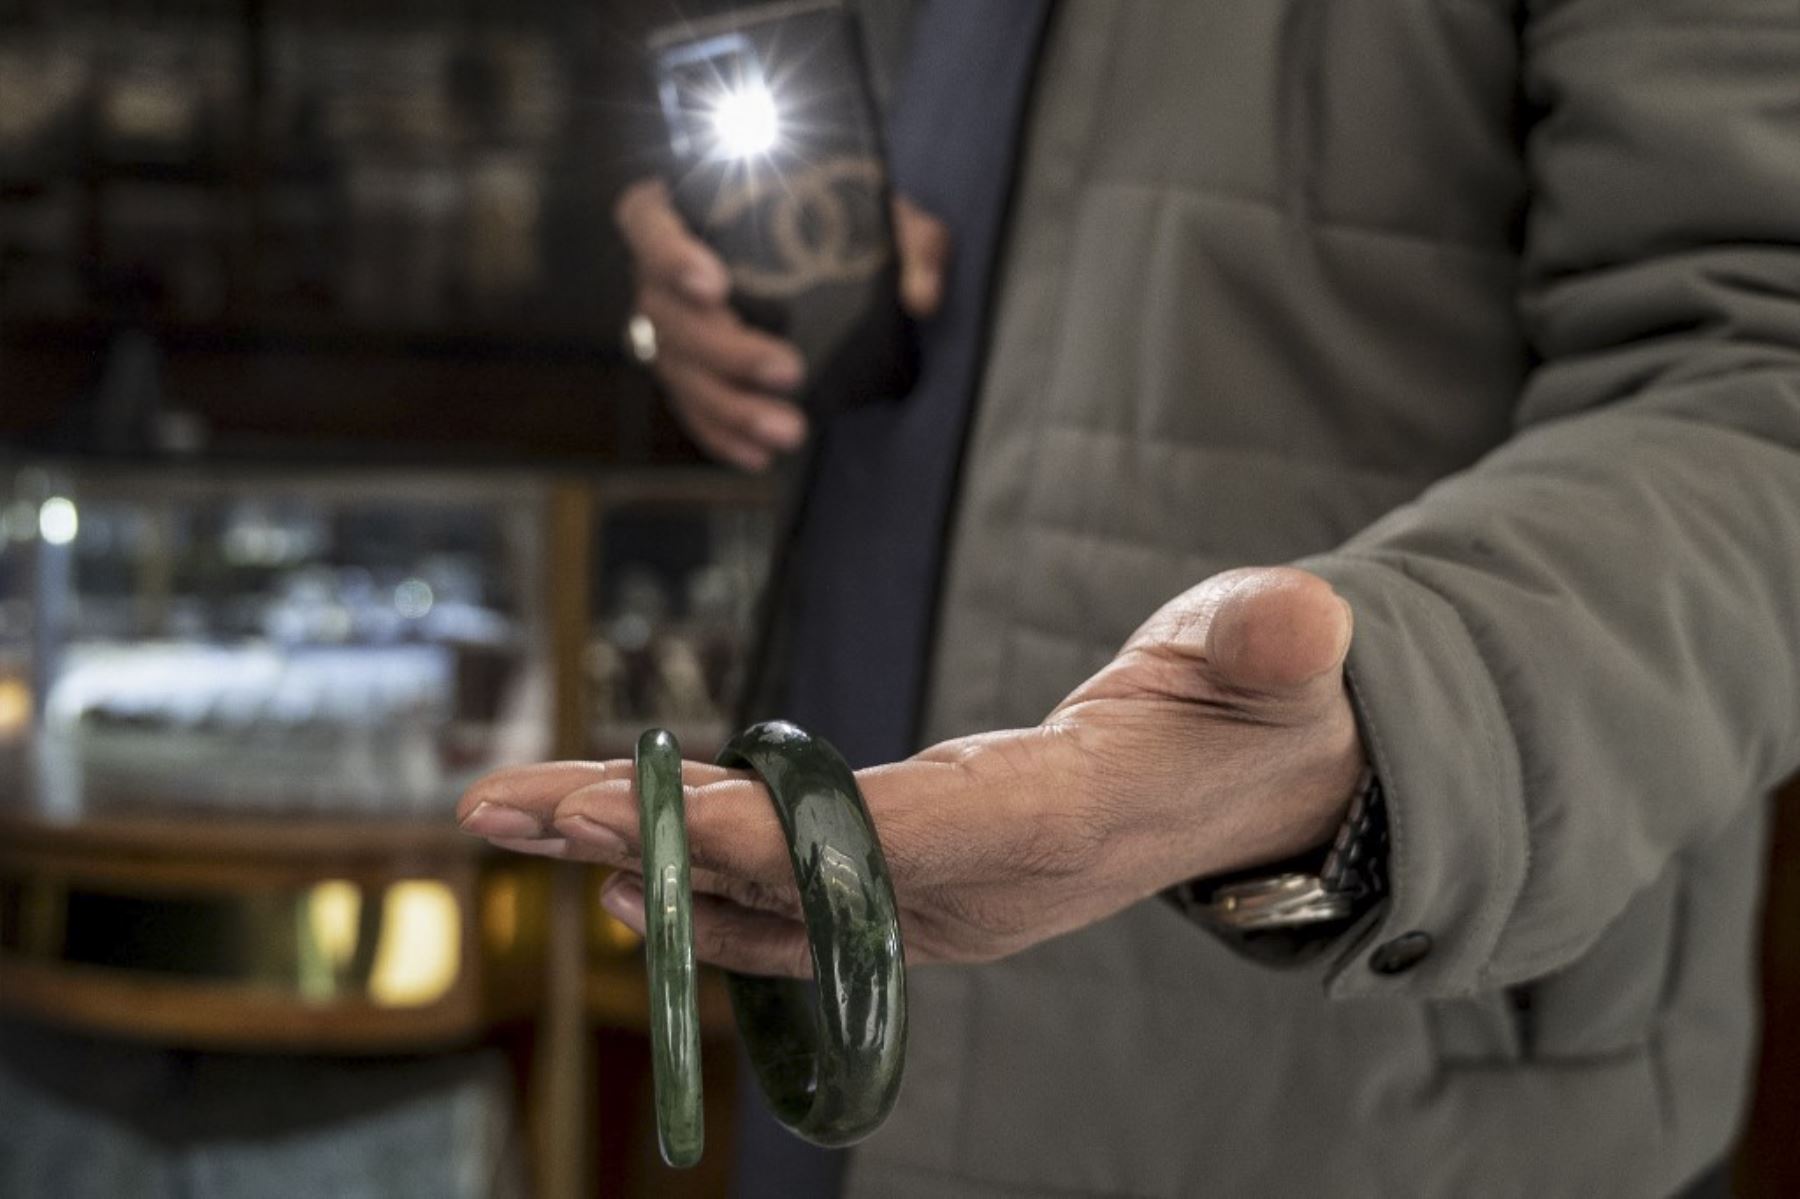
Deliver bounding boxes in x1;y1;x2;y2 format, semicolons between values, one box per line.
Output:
1370;931;1433;975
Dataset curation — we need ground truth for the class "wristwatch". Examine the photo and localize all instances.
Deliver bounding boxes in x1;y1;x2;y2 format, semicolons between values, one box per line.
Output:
1170;770;1389;960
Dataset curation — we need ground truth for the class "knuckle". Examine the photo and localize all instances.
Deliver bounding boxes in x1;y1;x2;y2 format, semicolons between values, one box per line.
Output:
692;916;732;965
686;826;769;882
718;874;785;915
750;879;799;917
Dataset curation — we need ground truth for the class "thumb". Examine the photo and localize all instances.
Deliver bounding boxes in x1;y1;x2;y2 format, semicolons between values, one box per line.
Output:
894;195;951;318
1202;568;1354;699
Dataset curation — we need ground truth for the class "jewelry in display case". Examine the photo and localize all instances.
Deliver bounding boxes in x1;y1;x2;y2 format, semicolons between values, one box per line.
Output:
0;460;552;818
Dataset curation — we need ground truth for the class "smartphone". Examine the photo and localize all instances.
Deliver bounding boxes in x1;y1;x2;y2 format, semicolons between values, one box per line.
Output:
648;0;918;416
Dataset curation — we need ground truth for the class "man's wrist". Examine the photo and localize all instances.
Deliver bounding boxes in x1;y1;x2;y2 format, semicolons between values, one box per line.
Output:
1167;771;1389;963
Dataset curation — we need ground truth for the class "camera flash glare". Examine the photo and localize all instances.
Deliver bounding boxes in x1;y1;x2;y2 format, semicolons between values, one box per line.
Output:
711;84;781;159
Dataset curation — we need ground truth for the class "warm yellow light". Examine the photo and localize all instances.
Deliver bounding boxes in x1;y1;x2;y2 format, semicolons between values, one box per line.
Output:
369;880;462;1007
0;678;30;739
482;871;521;956
307;880;363;973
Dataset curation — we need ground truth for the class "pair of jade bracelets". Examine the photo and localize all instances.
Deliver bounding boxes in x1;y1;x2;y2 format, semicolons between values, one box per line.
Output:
633;721;907;1167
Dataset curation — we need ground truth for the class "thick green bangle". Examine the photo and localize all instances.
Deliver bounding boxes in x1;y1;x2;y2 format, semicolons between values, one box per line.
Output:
716;720;908;1148
636;728;704;1168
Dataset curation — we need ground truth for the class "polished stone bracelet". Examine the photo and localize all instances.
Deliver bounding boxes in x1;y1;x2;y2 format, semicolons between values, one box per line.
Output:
635;728;704;1167
634;721;908;1167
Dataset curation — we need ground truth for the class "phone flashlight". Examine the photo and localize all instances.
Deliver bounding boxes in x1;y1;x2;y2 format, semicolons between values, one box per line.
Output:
649;1;918;416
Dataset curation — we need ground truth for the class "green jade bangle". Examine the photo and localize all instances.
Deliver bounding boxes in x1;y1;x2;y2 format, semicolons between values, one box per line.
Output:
636;728;703;1168
716;721;907;1148
634;720;907;1164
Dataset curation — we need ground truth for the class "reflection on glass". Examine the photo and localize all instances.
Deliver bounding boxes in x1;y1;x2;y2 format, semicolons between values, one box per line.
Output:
0;464;548;818
588;501;773;759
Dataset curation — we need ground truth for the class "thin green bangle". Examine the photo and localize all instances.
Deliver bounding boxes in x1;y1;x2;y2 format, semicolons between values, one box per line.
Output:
717;720;908;1148
636;728;703;1168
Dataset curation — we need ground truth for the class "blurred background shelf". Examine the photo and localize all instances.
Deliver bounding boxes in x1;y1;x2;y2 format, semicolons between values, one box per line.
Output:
0;457;775;1199
0;0;773;1191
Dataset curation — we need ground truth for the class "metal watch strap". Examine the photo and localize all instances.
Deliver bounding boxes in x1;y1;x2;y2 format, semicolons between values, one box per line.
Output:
1318;768;1389;911
1177;770;1389;942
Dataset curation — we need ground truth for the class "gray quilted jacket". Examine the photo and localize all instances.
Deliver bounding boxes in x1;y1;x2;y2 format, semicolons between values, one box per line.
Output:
837;1;1800;1196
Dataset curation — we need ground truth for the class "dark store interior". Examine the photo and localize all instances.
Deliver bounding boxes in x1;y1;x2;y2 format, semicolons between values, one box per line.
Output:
1;2;1797;1198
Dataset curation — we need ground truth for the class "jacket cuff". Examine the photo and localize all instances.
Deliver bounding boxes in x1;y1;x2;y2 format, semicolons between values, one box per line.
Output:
1295;552;1529;1000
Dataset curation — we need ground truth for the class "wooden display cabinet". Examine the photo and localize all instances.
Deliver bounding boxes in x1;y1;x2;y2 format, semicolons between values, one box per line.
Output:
0;459;776;1198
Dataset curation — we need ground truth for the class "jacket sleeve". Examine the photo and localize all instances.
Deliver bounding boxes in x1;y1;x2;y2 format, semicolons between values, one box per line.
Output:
1296;0;1800;1000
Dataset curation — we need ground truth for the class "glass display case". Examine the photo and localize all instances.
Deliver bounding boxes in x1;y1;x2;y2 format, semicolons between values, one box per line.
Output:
585;474;775;762
0;459;552;818
573;473;776;1030
0;456;777;1198
0;456;566;1060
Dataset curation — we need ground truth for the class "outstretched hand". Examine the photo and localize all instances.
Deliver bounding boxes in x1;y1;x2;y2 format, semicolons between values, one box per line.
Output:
457;567;1366;976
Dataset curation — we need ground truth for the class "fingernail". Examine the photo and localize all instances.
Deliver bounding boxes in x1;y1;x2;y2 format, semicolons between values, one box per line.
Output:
601;879;643;922
757;357;805;393
491;836;569;858
461;802;545;839
681;264;725;302
556;813;631;856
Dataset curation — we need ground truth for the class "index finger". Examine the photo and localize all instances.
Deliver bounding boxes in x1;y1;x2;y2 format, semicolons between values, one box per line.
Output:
591;751;1010;889
553;767;791;882
614;178;730;304
457;757;766;855
457;760;628;834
